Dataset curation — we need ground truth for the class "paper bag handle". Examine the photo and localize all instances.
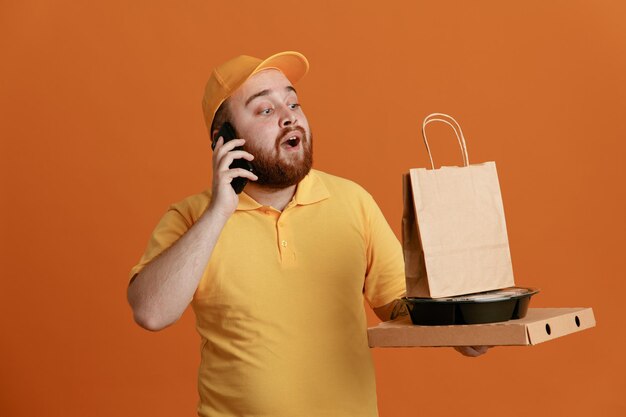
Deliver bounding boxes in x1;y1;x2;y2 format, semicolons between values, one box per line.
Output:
422;113;470;169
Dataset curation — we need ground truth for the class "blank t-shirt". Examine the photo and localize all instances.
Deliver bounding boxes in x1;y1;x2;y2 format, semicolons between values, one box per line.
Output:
130;169;406;417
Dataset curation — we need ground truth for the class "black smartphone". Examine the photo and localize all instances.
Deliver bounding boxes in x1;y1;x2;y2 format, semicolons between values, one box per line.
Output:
211;122;254;194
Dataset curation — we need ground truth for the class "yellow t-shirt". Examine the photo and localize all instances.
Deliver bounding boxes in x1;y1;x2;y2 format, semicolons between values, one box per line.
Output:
130;169;406;417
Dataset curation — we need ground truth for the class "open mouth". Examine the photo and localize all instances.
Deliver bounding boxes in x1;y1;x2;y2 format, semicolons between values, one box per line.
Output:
280;133;302;149
285;137;300;148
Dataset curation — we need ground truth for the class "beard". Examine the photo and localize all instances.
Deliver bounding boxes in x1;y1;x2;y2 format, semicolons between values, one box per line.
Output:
243;125;313;189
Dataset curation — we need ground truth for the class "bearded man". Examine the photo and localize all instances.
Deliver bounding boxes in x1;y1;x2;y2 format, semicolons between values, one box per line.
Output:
127;51;487;417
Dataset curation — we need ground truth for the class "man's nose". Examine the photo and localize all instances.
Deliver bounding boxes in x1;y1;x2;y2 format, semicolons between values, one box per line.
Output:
279;106;297;127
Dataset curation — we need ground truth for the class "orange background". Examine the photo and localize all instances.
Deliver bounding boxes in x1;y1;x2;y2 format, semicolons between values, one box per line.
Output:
1;1;625;416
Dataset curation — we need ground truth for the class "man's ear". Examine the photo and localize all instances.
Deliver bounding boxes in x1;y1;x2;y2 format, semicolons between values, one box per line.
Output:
211;126;223;150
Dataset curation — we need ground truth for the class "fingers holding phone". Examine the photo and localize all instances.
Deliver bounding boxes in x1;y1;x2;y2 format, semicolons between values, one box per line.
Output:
214;137;257;182
212;122;256;194
210;134;257;218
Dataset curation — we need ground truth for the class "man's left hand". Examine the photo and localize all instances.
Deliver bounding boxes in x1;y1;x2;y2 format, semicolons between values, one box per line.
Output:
453;346;491;357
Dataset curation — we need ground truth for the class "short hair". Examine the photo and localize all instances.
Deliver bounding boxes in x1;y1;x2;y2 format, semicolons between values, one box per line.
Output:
210;99;231;139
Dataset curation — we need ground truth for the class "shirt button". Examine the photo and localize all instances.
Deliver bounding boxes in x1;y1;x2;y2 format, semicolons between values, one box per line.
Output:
281;240;288;247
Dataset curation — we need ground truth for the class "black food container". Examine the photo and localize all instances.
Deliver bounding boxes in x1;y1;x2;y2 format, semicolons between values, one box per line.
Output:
403;287;539;325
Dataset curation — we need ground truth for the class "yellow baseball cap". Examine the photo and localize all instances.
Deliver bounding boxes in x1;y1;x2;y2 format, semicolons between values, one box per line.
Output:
201;51;309;134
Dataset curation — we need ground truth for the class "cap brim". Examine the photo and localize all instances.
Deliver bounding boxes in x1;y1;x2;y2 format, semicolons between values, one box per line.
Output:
252;51;309;85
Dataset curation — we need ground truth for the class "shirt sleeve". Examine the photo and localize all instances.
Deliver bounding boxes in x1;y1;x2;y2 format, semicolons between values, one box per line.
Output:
362;193;407;309
128;206;193;281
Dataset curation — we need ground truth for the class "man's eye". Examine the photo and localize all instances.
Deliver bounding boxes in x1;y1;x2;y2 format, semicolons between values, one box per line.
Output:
260;108;272;115
289;103;300;109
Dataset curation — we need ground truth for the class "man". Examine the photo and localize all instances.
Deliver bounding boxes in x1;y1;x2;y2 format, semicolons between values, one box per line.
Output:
127;51;487;417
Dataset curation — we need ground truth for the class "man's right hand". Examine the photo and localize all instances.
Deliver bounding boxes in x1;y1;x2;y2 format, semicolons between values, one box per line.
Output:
209;136;257;219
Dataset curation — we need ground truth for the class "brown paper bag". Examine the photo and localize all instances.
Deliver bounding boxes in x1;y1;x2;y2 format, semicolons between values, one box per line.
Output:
402;113;515;298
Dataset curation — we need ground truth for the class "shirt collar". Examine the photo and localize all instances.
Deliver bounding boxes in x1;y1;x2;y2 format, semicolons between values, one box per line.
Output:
236;169;330;211
292;169;330;206
236;191;263;211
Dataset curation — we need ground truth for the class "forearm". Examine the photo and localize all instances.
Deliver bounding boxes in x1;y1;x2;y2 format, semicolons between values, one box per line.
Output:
127;206;229;331
373;299;408;322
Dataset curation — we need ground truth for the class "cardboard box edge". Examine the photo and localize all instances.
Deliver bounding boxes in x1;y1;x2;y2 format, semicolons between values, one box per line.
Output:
368;307;595;348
